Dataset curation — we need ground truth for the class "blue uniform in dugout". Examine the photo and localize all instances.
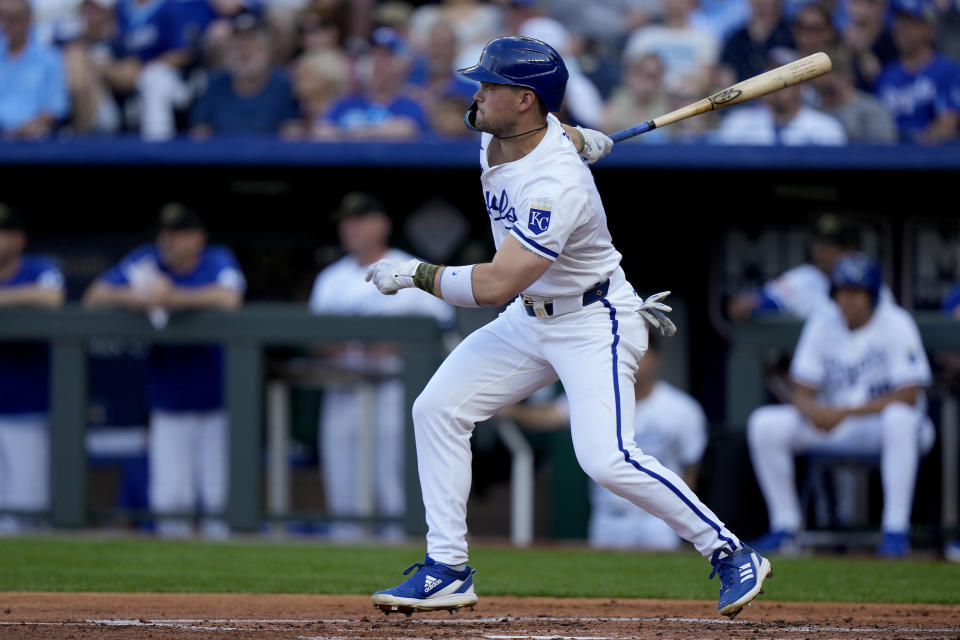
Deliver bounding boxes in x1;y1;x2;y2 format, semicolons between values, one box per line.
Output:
101;243;245;537
0;255;64;532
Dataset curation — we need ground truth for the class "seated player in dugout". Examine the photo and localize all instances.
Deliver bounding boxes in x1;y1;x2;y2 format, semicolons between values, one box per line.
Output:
746;252;935;558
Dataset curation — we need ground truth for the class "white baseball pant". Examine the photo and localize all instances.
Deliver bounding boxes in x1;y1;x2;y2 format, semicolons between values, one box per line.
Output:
414;283;739;565
0;414;49;533
148;410;229;538
319;379;406;540
747;402;935;533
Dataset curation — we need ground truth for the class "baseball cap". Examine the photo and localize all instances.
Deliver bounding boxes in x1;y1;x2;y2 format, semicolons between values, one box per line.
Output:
331;192;387;222
0;203;25;231
892;0;937;22
156;202;205;231
231;10;267;34
813;213;860;248
370;26;407;55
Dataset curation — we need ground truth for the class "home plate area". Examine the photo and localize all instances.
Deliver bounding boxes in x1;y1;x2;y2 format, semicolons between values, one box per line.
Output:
0;594;957;639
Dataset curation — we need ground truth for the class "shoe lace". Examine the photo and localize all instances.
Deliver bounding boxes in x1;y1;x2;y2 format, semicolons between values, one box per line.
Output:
401;562;425;576
708;555;737;587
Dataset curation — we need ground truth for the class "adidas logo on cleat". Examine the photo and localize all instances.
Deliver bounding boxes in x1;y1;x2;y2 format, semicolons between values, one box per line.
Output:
424;575;442;593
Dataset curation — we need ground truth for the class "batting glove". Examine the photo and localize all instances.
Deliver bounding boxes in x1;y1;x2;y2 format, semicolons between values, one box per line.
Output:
576;126;614;165
638;291;678;337
365;258;421;295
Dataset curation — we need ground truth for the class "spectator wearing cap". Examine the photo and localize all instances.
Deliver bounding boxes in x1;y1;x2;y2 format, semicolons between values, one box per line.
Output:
317;27;429;140
189;12;300;138
101;0;192;139
714;47;848;144
0;0;69;140
0;204;65;533
726;212;866;322
307;192;454;541
873;0;960;143
82;203;246;539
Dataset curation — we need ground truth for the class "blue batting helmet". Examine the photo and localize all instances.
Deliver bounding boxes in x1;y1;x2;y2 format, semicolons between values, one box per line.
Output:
457;36;569;113
830;252;882;306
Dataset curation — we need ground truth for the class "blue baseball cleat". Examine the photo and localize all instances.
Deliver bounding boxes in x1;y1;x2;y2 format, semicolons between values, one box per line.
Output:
710;545;773;619
876;531;910;558
371;555;478;615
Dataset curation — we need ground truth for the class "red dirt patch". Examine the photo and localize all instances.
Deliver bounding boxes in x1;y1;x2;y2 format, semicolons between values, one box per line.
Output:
0;592;957;639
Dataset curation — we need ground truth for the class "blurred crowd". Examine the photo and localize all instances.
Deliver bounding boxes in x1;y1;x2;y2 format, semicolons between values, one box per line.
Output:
2;0;960;143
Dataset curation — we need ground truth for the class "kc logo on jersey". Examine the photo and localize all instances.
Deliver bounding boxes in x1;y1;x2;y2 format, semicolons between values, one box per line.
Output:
528;200;552;235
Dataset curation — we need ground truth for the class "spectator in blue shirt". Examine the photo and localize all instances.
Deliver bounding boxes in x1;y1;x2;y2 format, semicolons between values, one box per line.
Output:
0;0;69;139
189;12;299;137
874;0;960;142
317;26;430;140
102;0;192;139
82;203;245;538
0;204;65;534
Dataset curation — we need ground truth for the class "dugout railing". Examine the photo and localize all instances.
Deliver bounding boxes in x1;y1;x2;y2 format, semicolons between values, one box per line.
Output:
726;312;960;539
0;304;444;533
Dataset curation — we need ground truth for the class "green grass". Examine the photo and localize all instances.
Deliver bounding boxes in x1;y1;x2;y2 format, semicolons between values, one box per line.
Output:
1;536;958;603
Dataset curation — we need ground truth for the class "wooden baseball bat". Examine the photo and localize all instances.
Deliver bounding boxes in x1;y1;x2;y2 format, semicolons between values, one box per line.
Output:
609;51;832;143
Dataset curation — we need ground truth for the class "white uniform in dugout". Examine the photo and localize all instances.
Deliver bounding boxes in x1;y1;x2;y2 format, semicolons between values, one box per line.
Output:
748;300;935;535
414;113;740;564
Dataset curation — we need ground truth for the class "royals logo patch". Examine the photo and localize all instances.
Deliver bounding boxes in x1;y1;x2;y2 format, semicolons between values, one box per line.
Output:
528;201;552;235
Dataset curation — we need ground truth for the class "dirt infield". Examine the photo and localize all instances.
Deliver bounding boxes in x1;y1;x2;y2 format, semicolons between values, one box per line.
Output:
0;593;958;639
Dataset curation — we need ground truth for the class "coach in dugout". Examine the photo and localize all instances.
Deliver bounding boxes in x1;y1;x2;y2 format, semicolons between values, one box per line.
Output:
0;204;65;533
82;203;245;538
746;252;934;558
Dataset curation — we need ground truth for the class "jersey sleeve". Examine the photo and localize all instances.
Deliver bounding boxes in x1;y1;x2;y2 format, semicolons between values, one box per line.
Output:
210;248;246;292
508;183;587;262
888;313;932;390
789;313;827;388
32;257;65;290
100;246;153;286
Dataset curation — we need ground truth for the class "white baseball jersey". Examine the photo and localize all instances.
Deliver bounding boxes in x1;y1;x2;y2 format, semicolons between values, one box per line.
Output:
479;113;623;297
309;249;455;325
790;301;931;408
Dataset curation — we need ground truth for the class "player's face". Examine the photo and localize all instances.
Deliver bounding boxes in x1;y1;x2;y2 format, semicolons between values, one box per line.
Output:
472;82;524;136
157;229;206;269
0;230;25;267
834;287;873;329
339;213;390;258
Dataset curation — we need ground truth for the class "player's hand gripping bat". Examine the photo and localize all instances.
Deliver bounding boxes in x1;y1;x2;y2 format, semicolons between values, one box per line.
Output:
609;52;833;143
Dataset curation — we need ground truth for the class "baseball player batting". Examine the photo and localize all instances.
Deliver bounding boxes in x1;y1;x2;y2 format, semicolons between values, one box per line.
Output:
365;36;771;619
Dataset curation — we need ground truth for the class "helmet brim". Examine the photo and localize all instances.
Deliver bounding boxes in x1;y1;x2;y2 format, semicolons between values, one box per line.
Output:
458;65;528;89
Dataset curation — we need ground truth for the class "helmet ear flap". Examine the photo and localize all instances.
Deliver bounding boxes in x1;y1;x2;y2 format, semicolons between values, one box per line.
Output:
464;101;480;131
